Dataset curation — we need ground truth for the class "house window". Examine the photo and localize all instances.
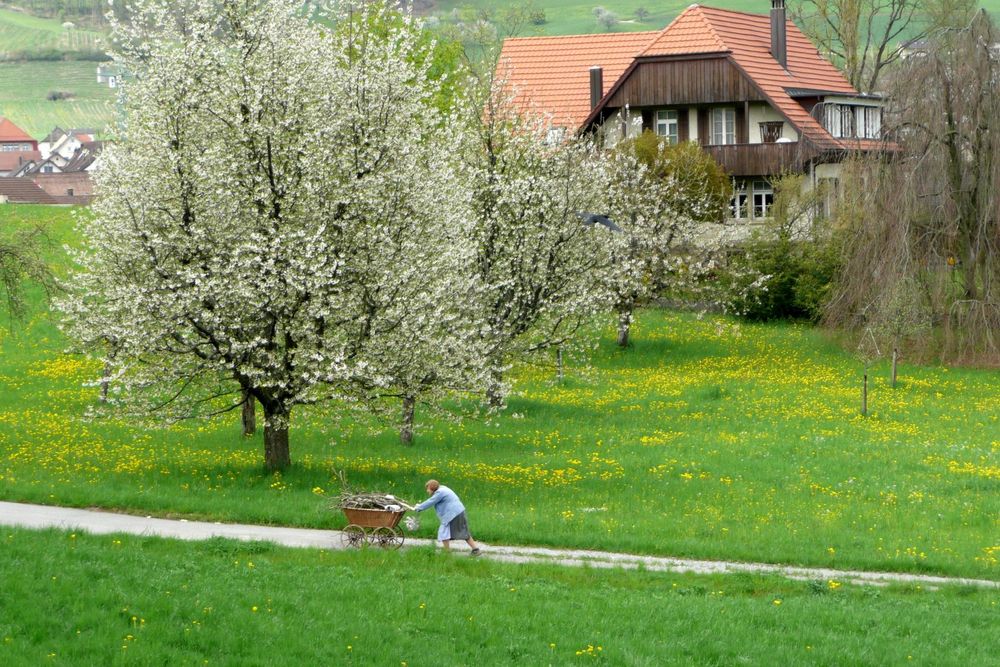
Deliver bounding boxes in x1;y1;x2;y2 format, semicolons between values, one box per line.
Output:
655;110;679;144
817;177;839;218
840;106;855;137
42;165;54;173
730;181;749;219
66;188;74;197
825;104;841;137
858;106;881;139
752;180;774;218
760;121;783;143
824;103;881;139
710;108;736;145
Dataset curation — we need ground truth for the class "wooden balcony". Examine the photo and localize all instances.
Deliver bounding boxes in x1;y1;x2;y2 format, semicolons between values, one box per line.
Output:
704;142;805;176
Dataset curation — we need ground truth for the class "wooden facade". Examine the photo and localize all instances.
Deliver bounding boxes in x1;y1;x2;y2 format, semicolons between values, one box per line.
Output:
605;56;767;108
705;142;805;176
594;55;808;177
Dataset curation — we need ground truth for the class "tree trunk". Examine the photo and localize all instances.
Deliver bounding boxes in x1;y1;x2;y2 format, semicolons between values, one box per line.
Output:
891;348;898;389
556;346;564;384
400;395;416;446
861;372;868;417
963;246;980;301
262;403;291;472
241;389;256;437
486;367;505;409
617;309;632;347
99;360;111;402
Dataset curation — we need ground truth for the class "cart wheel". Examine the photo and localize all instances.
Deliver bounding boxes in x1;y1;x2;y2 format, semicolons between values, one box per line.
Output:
341;524;367;549
371;526;404;550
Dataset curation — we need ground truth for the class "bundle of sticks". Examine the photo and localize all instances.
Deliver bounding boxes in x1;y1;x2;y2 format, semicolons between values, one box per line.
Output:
335;491;413;511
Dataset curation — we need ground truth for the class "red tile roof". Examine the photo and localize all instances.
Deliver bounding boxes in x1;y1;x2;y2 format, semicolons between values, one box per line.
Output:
497;31;659;129
0;177;59;204
686;5;857;148
0;117;35;143
640;6;728;56
498;4;871;150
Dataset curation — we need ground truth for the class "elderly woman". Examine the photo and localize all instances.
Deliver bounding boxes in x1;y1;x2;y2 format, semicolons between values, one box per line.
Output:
413;480;481;556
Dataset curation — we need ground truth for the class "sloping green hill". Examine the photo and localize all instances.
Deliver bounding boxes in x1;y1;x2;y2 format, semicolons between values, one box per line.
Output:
0;60;114;138
0;7;103;57
432;0;997;36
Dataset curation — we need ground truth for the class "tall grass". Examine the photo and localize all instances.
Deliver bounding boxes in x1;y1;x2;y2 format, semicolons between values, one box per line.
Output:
0;528;996;666
1;205;998;579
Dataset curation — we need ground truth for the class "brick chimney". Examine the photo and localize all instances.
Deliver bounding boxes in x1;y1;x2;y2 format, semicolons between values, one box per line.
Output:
771;0;788;69
589;66;604;109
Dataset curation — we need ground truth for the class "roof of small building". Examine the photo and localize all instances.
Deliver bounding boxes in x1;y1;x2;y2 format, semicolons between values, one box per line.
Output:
42;127;68;144
62;143;102;172
498;4;865;149
0;150;41;173
0;117;35;143
0;177;59;204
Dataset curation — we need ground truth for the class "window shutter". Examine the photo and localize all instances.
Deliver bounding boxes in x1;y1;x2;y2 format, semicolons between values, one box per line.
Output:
736;104;748;144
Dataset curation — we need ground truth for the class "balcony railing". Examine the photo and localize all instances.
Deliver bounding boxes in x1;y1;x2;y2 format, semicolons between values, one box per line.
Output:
704;142;803;176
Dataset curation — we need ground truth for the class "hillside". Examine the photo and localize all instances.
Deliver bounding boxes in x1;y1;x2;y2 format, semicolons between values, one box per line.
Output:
430;0;997;36
0;5;103;57
0;7;113;137
0;59;114;138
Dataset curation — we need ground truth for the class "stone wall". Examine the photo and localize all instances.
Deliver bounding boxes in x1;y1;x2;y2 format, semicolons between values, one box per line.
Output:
32;172;94;204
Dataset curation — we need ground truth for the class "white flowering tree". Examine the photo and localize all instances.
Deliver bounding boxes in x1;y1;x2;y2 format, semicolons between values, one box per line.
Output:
59;0;480;470
462;78;616;405
602;132;730;347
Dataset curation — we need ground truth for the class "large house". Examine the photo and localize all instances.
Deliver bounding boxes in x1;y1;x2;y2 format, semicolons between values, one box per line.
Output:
0;117;41;178
0;117;37;152
497;1;887;221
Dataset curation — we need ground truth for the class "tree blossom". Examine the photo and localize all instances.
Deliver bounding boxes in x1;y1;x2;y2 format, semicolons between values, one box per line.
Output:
59;0;481;469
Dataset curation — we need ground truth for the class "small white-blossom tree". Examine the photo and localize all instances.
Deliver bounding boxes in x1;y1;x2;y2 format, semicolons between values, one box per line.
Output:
602;132;730;346
60;0;480;470
462;78;616;405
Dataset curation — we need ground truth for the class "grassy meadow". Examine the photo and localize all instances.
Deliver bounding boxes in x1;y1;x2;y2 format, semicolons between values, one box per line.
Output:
1;528;997;666
0;204;998;581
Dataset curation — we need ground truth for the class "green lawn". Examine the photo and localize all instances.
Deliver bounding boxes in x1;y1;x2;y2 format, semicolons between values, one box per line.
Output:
1;528;996;666
1;205;997;581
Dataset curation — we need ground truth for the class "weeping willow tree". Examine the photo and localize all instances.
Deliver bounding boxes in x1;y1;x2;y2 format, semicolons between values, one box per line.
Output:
825;11;1000;365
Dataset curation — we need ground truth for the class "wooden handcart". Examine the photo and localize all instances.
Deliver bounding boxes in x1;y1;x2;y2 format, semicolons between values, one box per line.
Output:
340;507;407;549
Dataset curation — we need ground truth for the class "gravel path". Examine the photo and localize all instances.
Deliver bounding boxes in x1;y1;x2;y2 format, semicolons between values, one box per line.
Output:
2;501;996;590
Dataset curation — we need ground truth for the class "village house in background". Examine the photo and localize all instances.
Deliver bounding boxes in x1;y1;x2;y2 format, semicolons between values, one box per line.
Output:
0;119;101;204
0;116;41;179
497;1;887;224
